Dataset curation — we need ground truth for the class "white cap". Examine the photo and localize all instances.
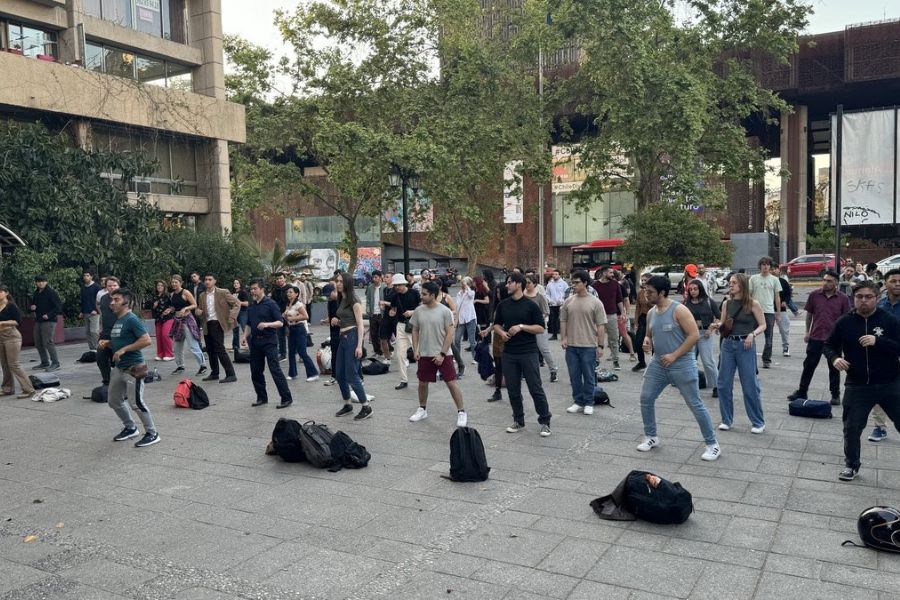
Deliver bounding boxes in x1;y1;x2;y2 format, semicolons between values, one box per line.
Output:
391;274;407;286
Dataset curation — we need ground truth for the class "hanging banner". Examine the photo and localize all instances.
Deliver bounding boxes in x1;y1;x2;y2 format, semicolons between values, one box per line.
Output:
831;109;896;225
503;160;524;223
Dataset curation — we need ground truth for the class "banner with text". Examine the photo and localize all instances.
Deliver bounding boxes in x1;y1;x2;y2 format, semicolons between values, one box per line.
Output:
831;109;897;225
503;161;524;223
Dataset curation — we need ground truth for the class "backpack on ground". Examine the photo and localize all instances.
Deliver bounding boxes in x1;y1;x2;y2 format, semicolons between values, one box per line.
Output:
327;430;371;471
234;348;250;364
188;382;209;410
788;398;832;419
90;385;108;403
361;359;389;376
474;340;494;381
594;388;614;407
29;372;60;390
299;421;336;468
317;347;333;375
596;369;618;383
444;427;490;482
173;379;192;408
269;418;306;463
77;351;97;363
623;470;693;524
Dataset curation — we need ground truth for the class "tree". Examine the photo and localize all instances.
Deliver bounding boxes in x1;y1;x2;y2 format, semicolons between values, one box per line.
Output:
806;221;848;254
256;239;308;280
543;0;809;211
618;202;731;267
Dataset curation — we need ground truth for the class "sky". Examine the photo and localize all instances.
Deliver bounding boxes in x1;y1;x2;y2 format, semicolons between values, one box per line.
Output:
220;0;900;54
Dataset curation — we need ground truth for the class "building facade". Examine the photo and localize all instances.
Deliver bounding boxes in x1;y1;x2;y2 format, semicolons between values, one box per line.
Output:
0;0;244;230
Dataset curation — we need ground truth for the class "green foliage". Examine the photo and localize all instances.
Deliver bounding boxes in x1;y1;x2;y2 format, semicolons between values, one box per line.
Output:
2;247;80;321
618;202;731;267
806;221;848;254
257;239;308;279
163;229;263;288
541;0;810;210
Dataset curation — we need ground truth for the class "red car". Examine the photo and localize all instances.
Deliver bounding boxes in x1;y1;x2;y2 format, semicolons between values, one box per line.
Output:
780;254;843;278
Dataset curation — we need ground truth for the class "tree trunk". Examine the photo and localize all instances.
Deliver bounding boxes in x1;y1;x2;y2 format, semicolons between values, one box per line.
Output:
343;222;359;275
466;252;480;277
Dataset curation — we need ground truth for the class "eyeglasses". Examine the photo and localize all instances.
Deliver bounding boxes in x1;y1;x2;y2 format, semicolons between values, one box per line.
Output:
854;294;877;300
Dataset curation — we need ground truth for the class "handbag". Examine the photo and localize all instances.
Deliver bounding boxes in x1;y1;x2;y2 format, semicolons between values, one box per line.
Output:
719;300;736;337
127;363;149;379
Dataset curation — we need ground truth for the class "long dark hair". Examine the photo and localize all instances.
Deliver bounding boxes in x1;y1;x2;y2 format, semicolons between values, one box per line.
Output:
686;278;709;302
338;272;357;311
0;284;15;305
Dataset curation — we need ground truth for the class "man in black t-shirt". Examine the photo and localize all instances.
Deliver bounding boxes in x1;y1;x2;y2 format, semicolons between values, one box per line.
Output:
493;272;552;436
269;273;291;360
389;273;420;390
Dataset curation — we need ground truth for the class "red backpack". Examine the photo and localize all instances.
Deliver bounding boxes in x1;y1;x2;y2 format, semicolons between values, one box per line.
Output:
174;378;192;408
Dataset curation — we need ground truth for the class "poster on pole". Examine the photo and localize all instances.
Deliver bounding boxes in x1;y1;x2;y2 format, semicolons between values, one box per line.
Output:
503;161;524;223
831;109;896;225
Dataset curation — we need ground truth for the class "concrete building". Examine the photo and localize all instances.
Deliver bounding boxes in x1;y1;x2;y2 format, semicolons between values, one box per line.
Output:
0;0;245;230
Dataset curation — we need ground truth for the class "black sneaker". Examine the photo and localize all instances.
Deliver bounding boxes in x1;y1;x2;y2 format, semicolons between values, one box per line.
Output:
202;373;219;382
335;404;353;417
838;467;858;481
197;365;208;376
631;363;646;372
32;363;50;370
172;367;185;374
831;394;841;406
613;361;621;371
354;405;373;420
762;361;771;369
488;390;502;402
550;371;558;383
712;387;718;398
394;381;408;390
45;363;61;372
134;431;160;448
113;426;139;442
458;365;465;377
787;389;804;401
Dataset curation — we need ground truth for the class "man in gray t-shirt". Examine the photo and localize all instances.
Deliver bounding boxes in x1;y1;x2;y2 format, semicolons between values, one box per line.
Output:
409;281;467;427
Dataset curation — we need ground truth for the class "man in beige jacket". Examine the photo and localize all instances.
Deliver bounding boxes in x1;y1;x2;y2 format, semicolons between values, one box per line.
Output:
197;273;241;383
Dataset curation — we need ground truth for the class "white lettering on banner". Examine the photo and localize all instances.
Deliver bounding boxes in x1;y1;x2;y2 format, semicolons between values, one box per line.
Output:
503;160;524;224
831;109;896;225
135;0;161;10
138;7;154;22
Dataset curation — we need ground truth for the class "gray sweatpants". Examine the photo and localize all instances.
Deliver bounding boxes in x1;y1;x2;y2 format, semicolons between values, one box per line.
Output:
109;367;156;433
535;331;558;372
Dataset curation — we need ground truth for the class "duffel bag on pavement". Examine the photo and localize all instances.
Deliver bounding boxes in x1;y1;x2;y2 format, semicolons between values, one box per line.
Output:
299;421;335;469
623;470;694;524
29;372;60;390
788;398;832;419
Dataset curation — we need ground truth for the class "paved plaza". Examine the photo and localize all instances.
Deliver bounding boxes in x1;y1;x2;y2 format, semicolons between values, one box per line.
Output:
2;312;900;599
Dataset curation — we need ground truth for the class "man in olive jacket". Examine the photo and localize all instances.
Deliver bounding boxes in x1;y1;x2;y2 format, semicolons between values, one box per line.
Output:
196;273;241;383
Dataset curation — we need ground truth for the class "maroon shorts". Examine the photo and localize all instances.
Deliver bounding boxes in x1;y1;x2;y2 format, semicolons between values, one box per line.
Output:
416;356;457;383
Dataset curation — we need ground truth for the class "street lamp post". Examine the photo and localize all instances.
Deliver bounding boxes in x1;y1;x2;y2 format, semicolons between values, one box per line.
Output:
390;166;418;275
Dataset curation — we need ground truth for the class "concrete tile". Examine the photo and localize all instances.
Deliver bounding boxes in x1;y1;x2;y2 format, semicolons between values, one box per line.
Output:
264;548;393;597
770;523;877;569
585;545;704;598
567;579;640;600
58;558;155;593
754;571;872;600
0;558;51;594
394;570;508;599
719;516;778;551
686;563;760;600
450;524;564;568
536;536;609;578
470;559;580;598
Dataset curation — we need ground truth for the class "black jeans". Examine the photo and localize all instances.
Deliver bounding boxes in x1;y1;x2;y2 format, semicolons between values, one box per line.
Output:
762;313;775;364
502;352;551;426
369;314;383;354
798;339;840;396
97;343;112;386
204;321;235;377
249;339;292;404
277;325;287;357
634;314;647;366
843;380;900;470
548;306;561;335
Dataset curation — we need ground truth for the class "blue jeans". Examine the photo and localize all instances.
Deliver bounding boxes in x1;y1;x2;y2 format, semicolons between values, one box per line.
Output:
639;360;717;444
288;324;318;378
565;346;597;406
174;328;205;369
696;335;719;390
335;329;368;403
453;319;478;358
716;337;764;428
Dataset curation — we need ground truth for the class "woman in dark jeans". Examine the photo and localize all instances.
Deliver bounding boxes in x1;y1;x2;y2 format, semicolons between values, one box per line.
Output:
283;285;319;381
332;272;372;420
231;279;249;352
632;273;651;372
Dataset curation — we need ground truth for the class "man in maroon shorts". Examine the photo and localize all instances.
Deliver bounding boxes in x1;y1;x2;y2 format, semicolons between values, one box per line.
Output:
408;281;468;427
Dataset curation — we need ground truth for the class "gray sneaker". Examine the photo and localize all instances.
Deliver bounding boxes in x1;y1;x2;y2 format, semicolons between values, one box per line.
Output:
505;422;525;433
539;425;551;437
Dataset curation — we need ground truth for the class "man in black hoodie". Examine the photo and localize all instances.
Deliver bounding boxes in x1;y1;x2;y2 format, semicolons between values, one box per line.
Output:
29;275;63;371
824;280;900;482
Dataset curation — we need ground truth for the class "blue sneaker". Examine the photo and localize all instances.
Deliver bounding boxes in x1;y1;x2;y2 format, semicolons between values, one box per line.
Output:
868;427;888;442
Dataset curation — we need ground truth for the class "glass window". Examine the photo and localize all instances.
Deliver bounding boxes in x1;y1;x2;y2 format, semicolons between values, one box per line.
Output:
166;62;193;91
134;0;163;37
136;55;165;85
104;47;136;79
101;0;133;28
85;42;104;72
171;140;197;182
83;0;102;17
6;23;24;53
6;23;56;59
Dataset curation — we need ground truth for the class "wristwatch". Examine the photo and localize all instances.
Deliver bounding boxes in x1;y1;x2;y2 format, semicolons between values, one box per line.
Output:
439;351;447;358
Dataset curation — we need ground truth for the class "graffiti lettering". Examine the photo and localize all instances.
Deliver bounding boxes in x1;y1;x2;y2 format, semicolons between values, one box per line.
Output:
842;205;882;224
846;179;886;194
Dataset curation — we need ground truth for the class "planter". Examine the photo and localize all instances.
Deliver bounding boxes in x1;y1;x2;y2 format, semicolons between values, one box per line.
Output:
6;48;24;55
36;54;55;62
20;316;65;347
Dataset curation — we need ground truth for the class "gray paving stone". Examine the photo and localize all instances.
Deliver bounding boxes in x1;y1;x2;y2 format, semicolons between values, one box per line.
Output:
451;523;565;568
388;570;508;600
754;571;872;600
689;563;760;600
264;548;392;598
565;579;636;600
470;559;580;598
720;516;779;551
770;523;877;569
58;558;155;594
585;545;704;598
0;558;51;594
535;536;609;578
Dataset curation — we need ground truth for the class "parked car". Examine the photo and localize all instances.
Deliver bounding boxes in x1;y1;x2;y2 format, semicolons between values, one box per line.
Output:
642;265;684;290
779;254;842;278
875;254;900;275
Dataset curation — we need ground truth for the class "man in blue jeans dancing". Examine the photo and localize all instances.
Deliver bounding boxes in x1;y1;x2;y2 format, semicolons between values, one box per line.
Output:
636;276;721;462
560;270;607;416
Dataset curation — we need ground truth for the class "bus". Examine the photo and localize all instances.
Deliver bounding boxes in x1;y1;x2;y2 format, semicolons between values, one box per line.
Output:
571;238;625;276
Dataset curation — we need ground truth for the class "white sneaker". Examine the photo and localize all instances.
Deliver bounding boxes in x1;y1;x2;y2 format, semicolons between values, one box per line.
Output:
701;443;721;461
583;405;594;415
750;424;766;434
162;356;174;361
783;350;790;357
717;423;731;431
636;437;659;452
566;403;583;413
409;407;428;422
350;390;375;403
306;375;320;382
456;411;468;428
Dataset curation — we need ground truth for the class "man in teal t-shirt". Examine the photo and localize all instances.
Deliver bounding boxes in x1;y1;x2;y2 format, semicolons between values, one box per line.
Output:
100;288;159;448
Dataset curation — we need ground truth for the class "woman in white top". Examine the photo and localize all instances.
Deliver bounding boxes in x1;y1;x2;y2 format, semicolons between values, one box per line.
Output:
454;277;478;359
283;286;319;381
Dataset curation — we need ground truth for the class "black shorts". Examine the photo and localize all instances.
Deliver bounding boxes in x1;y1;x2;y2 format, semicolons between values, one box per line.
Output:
379;316;396;340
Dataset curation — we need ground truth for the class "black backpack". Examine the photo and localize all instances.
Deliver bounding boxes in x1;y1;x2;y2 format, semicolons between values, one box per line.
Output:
788;398;832;419
29;372;60;390
271;418;306;463
361;359;389;376
299;421;336;468
188;382;209;410
90;385;108;403
593;388;613;407
445;427;490;482
78;351;97;363
623;470;693;524
234;348;250;364
327;431;371;471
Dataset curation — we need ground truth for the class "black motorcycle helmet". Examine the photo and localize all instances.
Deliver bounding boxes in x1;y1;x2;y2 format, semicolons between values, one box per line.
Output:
857;506;900;553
